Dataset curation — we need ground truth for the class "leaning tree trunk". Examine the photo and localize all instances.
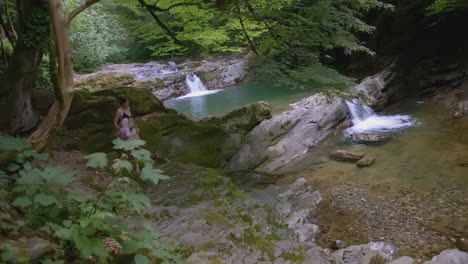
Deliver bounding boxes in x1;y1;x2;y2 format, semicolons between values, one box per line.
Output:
0;0;48;135
30;0;100;150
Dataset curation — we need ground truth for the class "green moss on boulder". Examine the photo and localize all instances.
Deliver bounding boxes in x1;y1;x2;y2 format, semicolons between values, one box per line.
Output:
75;72;135;92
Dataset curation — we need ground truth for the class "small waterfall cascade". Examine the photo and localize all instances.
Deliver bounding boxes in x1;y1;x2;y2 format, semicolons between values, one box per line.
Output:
345;98;419;134
345;98;375;124
185;74;208;93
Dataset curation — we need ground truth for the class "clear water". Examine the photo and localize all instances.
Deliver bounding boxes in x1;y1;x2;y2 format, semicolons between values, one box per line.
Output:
280;100;468;192
164;81;316;119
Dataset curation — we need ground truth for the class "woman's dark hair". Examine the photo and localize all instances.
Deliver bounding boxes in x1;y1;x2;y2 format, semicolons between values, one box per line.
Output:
119;97;129;105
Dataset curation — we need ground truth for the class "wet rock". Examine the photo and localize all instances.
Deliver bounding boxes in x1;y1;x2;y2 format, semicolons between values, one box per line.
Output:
455;234;468;252
330;150;366;162
352;70;397;110
75;54;252;101
333;240;347;249
0;237;55;262
229;94;347;172
357;156;376;168
453;100;468;118
423;249;468;264
332;242;396;264
351;133;391;143
389;256;415;264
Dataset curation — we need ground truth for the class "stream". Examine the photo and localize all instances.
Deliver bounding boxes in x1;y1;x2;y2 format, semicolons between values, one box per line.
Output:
164;75;468;259
276;98;468;258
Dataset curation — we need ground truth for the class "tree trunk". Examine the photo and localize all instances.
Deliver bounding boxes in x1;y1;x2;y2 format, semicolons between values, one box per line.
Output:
0;0;47;134
30;0;73;149
30;0;101;149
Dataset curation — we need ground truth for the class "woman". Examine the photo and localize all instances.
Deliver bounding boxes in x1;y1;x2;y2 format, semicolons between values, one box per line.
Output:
113;98;139;140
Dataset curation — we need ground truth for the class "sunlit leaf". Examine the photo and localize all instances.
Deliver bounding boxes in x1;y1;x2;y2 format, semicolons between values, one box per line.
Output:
111;159;133;174
112;138;146;150
131;149;153;163
140;165;170;185
85;153;108;169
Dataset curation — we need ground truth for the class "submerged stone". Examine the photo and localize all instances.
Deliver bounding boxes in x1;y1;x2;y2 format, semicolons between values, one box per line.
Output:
330;150;366;162
357;156;376;168
351;132;391;144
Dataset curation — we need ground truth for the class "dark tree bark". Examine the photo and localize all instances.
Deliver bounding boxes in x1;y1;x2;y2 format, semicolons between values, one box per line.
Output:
0;0;48;135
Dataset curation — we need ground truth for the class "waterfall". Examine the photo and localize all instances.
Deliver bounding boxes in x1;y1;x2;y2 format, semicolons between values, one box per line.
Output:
345;98;375;124
185;74;208;93
345;98;418;134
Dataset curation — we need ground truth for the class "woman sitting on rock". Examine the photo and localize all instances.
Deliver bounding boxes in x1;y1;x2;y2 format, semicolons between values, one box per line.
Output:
113;98;139;140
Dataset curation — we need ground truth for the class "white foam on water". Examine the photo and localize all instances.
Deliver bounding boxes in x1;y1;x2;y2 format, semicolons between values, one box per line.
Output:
177;89;222;99
345;98;419;135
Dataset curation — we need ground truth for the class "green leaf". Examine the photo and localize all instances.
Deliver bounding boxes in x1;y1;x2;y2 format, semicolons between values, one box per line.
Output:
85;153;108;169
17;168;42;184
6;163;20;172
111;159;133;174
63;220;72;227
21;149;49;161
121;239;139;253
33;193;58;206
131;149;153;163
12;196;32;208
0;136;30;151
140;165;170;185
81;238;109;258
126;193;151;212
41;167;74;185
71;226;109;258
112;138;146;150
42;258;64;264
134;253;150;264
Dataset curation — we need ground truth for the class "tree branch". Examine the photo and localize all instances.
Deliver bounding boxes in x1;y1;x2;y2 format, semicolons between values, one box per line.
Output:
66;0;101;24
235;3;259;56
150;2;199;12
138;0;183;45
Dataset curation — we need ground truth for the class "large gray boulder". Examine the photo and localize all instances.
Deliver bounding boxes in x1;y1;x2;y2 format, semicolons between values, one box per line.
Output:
352;70;397;110
229;93;347;172
332;242;397;264
424;249;468;264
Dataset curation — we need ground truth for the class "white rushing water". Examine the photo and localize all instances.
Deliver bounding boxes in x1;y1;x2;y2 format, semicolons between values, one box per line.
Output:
345;98;418;134
180;73;221;98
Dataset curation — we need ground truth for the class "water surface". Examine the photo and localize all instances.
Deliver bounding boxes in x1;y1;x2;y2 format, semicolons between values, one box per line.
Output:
164;81;316;119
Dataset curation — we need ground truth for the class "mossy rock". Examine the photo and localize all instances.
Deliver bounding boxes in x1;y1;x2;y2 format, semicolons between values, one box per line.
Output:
137;113;228;168
64;87;165;152
154;78;167;89
205;101;271;133
93;87;164;115
75;72;135;92
133;81;154;90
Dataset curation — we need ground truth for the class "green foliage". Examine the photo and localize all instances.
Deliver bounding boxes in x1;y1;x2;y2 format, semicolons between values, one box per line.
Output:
0;136;182;263
115;0;264;58
247;0;391;90
426;0;468;15
65;0;127;72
